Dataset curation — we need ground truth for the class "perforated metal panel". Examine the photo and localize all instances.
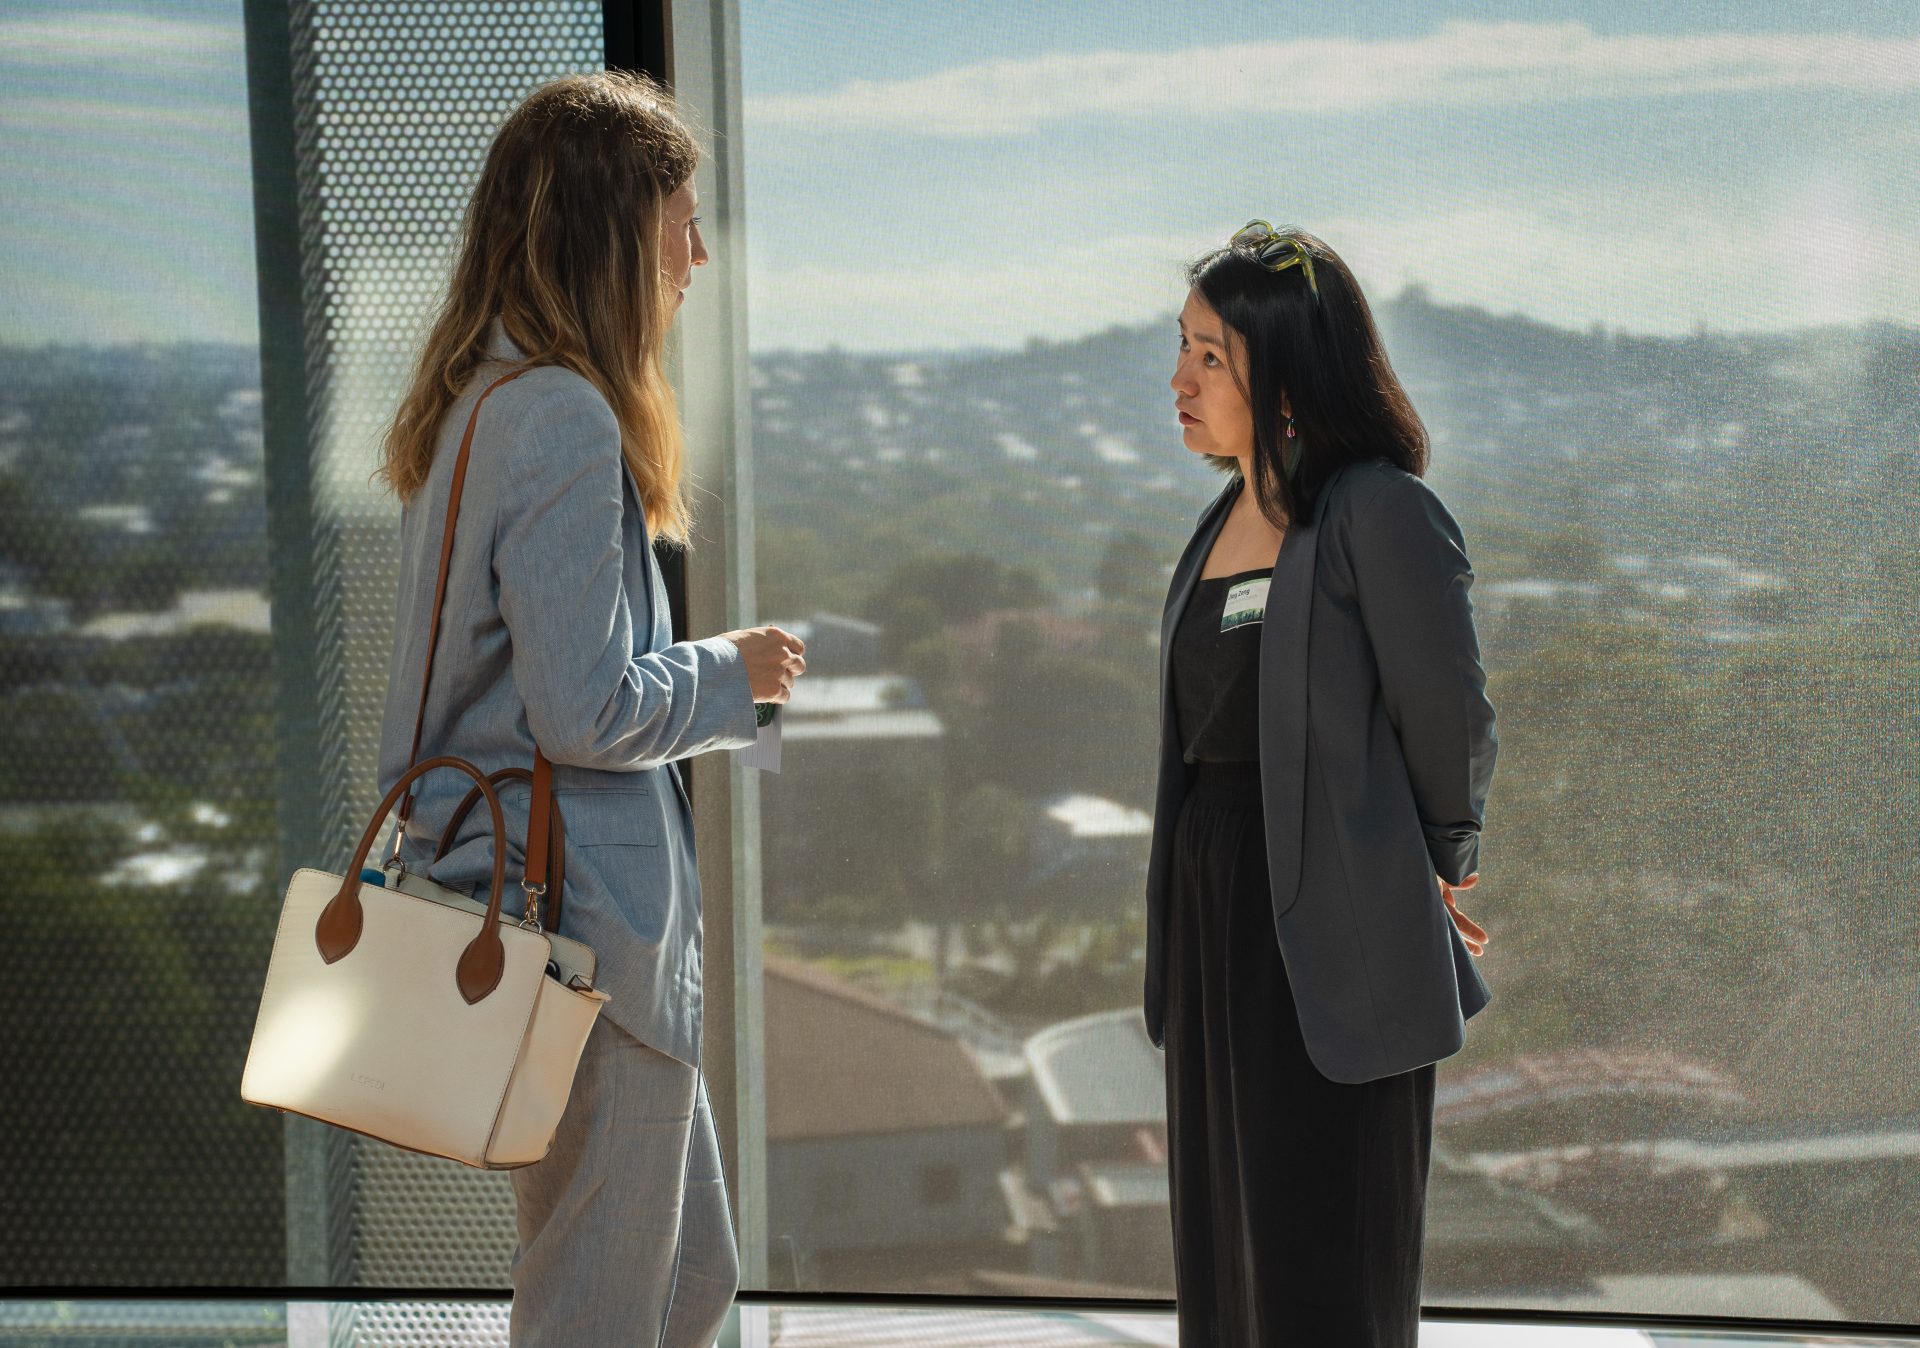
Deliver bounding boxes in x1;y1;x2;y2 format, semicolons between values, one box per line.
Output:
0;355;284;1286
0;1302;286;1344
277;0;604;1290
323;1302;511;1348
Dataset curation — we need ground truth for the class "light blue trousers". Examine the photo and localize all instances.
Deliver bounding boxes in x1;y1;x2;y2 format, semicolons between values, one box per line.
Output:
508;1014;738;1346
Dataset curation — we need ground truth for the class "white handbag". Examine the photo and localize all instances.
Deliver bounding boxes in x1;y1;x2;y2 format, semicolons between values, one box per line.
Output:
240;367;609;1169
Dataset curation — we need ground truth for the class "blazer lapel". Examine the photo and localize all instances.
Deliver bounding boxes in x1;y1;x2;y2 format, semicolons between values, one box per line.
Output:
1257;487;1324;917
1258;464;1361;917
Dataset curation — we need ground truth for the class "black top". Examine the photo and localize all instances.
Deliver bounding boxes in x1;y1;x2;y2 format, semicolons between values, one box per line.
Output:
1173;567;1271;764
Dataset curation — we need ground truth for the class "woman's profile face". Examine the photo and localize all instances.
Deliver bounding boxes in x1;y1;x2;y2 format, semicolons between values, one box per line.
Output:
1172;288;1253;461
659;178;708;309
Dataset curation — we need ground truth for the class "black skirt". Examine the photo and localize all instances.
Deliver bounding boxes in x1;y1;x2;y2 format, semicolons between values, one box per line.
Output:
1163;760;1436;1345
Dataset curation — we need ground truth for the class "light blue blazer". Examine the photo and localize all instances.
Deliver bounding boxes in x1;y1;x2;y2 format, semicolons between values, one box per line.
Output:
375;325;759;1068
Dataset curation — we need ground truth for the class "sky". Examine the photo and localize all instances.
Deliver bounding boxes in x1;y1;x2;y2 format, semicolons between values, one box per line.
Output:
0;0;258;345
2;0;1916;352
735;0;1920;350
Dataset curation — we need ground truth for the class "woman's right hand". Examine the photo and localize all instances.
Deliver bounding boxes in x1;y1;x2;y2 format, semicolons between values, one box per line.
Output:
720;625;807;704
1440;873;1488;956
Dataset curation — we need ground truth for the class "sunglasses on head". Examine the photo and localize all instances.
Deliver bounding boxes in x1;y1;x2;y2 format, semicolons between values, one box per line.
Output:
1230;220;1318;298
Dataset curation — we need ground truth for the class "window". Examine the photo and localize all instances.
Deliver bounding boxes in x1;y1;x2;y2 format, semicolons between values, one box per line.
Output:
0;0;608;1296
920;1162;963;1207
686;0;1920;1316
6;1;1918;1333
1;0;279;1286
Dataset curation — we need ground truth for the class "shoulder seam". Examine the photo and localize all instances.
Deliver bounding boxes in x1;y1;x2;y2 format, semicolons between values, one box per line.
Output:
1343;466;1404;525
489;369;620;488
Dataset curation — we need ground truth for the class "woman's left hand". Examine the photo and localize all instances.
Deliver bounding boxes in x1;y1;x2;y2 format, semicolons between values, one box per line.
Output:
1440;873;1488;956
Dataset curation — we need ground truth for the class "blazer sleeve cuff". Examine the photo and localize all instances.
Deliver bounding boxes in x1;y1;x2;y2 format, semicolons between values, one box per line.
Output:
1425;828;1481;886
692;634;762;749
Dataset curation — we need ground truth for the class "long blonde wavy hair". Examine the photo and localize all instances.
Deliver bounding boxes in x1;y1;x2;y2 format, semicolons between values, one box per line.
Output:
378;70;698;544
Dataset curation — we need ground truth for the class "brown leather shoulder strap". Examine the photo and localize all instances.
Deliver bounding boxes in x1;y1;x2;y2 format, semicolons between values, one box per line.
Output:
399;364;556;902
524;746;554;908
398;365;532;819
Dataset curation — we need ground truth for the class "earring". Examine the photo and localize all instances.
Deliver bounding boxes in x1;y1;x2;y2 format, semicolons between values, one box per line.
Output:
1285;415;1296;439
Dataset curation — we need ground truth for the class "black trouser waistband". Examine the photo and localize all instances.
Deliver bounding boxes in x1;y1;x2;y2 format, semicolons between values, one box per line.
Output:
1186;760;1263;810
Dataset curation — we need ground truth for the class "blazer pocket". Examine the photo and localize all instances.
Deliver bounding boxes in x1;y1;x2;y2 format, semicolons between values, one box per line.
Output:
555;787;662;847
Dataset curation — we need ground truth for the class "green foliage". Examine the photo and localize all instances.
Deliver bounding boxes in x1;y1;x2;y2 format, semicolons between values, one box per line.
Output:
861;550;1047;659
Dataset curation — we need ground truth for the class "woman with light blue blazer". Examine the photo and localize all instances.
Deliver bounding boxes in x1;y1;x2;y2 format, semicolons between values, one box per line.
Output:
372;72;805;1346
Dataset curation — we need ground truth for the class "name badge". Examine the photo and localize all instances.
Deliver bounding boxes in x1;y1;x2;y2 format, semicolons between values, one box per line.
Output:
1221;577;1269;632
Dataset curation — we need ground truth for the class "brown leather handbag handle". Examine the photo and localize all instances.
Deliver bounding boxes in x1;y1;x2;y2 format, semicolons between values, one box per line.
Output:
393;364;562;921
435;766;567;932
317;754;512;1004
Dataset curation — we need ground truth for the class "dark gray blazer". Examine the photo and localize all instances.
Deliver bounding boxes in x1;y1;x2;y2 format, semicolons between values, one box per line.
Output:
1144;457;1498;1083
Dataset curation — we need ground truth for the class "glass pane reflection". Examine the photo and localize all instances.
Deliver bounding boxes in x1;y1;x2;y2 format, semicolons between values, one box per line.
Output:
736;0;1920;1315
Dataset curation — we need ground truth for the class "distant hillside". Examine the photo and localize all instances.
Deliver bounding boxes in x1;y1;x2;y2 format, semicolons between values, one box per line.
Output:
3;296;1913;620
748;295;1920;612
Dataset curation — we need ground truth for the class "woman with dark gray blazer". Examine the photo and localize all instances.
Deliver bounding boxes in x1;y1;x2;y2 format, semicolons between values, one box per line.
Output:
373;73;805;1345
1153;223;1497;1344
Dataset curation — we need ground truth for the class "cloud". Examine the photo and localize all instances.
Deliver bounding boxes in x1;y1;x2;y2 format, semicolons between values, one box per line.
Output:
744;20;1920;137
743;229;1213;352
742;200;1920;353
0;11;242;73
0;14;250;140
0;10;256;344
0;96;246;136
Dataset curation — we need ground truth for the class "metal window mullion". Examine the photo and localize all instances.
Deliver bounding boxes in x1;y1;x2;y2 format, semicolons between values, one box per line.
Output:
658;0;770;1290
242;0;332;1291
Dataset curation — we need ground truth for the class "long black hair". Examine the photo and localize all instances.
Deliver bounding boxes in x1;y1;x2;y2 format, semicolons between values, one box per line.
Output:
1188;227;1428;529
